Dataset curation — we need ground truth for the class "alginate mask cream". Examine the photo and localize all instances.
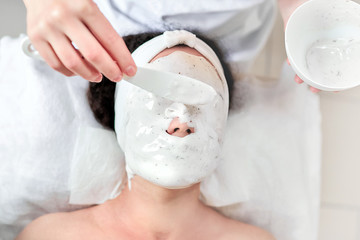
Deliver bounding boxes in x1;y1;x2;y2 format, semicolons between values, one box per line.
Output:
114;51;228;189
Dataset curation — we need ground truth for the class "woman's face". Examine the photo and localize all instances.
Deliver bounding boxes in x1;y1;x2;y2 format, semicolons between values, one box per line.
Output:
114;46;228;189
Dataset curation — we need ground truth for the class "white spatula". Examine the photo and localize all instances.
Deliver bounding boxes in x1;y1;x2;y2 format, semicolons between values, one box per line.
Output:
22;36;217;105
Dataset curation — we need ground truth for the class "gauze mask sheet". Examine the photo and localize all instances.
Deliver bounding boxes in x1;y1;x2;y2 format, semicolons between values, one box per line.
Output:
115;51;228;188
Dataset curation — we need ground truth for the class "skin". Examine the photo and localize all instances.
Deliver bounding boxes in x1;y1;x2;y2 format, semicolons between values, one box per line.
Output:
22;0;320;92
16;47;276;240
279;0;322;93
23;0;136;82
278;0;309;26
16;178;275;240
166;117;195;138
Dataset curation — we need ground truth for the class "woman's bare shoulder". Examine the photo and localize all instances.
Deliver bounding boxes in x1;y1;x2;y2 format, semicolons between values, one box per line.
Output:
220;219;276;240
16;212;71;240
16;209;96;240
204;207;275;240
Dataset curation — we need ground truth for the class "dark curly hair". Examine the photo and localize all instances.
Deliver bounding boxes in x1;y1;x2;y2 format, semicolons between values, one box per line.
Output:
87;32;234;131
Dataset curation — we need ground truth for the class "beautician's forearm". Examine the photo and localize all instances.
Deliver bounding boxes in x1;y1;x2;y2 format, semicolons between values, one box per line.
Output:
278;0;309;25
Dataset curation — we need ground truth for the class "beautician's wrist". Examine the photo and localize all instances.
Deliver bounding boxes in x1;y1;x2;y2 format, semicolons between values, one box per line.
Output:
22;0;30;8
278;0;309;26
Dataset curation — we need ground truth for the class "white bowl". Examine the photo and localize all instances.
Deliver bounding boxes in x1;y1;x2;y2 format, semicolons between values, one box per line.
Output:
285;0;360;91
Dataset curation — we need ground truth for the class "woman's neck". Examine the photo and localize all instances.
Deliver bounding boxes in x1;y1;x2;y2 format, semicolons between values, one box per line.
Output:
96;176;209;239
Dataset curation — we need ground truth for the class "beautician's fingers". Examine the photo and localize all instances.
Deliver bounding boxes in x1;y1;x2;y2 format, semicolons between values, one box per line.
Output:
286;58;291;66
81;3;137;77
31;41;75;77
294;75;304;84
63;18;124;81
309;86;321;93
289;60;322;93
294;75;321;93
289;60;304;84
48;33;102;82
23;0;135;82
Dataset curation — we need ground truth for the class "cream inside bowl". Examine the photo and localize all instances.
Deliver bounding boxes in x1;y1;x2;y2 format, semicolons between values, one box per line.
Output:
285;0;360;91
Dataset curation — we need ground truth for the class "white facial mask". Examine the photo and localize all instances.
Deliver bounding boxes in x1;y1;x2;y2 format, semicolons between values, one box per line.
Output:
115;51;228;189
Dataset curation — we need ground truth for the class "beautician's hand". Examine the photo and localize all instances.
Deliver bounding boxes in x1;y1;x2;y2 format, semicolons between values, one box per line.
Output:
286;59;321;93
279;0;321;93
23;0;136;82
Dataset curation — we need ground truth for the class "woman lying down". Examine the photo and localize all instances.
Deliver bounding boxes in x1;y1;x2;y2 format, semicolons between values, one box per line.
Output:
16;30;275;240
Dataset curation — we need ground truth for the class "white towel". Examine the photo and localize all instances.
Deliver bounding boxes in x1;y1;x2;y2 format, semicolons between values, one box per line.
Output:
0;34;320;240
213;65;321;240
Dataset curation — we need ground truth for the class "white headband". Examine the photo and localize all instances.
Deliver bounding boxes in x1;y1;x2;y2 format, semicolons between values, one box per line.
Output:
130;30;229;112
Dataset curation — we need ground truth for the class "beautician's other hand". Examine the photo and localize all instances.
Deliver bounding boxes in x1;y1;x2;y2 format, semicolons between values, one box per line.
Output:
23;0;136;82
286;59;321;93
278;0;321;93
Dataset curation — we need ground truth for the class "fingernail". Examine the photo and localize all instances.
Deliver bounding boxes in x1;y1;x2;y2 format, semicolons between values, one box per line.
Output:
125;65;137;76
294;76;304;84
94;74;103;82
310;87;320;93
286;58;291;66
114;73;123;82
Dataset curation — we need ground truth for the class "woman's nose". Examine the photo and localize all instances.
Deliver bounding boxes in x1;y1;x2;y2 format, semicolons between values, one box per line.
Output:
166;117;195;138
165;103;188;118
